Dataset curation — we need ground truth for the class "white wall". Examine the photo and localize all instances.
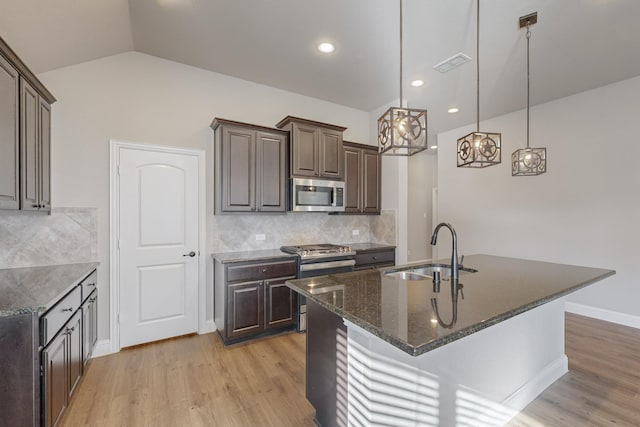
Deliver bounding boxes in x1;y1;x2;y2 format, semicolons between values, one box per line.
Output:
437;75;640;321
38;51;371;342
408;151;437;261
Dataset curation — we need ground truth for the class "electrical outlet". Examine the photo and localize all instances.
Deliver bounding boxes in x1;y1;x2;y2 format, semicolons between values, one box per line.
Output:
255;234;266;241
352;229;360;236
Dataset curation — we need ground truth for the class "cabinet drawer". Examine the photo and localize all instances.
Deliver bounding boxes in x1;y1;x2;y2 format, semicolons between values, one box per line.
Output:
227;260;297;283
355;249;395;268
80;270;97;302
41;285;81;346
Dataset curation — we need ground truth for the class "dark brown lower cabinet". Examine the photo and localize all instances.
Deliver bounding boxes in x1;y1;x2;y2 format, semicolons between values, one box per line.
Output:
42;311;81;427
82;291;98;365
215;258;297;345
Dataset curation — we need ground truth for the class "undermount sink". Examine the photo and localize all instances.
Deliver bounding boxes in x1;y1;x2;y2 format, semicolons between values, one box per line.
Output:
384;264;478;281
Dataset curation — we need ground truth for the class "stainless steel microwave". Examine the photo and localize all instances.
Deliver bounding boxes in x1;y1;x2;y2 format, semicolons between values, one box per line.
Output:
290;178;345;212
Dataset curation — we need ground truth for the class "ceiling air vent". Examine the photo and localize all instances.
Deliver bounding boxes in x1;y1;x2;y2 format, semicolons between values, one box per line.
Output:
433;52;472;73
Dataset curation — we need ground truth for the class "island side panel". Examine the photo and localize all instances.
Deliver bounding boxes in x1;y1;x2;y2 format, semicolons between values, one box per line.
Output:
0;312;39;427
345;298;568;427
306;299;348;427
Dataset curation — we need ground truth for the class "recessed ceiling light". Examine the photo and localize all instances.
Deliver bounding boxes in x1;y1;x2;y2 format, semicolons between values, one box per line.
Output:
317;42;335;53
410;80;424;87
448;107;459;114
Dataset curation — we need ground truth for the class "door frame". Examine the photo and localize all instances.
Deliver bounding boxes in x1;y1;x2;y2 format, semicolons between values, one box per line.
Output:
109;139;209;353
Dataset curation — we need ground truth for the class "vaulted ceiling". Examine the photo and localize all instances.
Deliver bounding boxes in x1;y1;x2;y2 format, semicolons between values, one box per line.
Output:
2;0;639;135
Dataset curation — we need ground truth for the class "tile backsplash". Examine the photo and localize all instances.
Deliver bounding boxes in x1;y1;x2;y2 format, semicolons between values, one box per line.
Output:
0;208;98;269
212;210;396;253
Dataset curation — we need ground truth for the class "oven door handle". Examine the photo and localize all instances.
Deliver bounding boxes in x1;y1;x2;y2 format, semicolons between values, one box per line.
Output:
299;259;356;272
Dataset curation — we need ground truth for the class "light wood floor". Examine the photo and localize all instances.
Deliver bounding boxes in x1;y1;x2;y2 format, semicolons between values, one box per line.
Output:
60;314;640;427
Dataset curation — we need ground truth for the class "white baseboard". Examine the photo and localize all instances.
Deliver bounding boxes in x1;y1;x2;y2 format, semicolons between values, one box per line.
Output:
92;339;115;358
502;355;568;412
565;302;640;330
199;319;217;334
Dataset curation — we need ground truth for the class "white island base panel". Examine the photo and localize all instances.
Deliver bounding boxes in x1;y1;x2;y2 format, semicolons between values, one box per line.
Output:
343;298;568;427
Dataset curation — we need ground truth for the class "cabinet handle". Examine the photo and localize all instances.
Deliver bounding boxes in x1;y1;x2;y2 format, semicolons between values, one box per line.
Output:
87;282;96;287
183;251;196;257
62;307;73;312
32;204;39;208
90;297;96;303
262;268;267;273
373;256;378;260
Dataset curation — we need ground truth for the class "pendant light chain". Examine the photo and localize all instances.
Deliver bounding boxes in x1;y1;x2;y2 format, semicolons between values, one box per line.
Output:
399;0;403;107
526;21;531;149
476;0;480;132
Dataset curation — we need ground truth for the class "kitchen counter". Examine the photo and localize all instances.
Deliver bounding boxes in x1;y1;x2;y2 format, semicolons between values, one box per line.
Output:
290;254;615;426
0;262;99;317
286;254;614;356
211;249;297;264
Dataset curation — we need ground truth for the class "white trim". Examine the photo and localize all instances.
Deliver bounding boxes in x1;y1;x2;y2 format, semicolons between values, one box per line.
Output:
109;139;208;354
502;355;568;411
91;339;113;358
565;301;640;329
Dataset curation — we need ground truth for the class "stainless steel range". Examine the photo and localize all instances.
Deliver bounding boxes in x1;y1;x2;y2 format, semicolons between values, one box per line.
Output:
281;244;356;331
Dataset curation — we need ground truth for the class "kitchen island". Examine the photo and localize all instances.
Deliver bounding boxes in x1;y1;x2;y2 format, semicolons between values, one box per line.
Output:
286;254;614;427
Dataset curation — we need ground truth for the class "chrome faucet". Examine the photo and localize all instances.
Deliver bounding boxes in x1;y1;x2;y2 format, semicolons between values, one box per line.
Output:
430;222;459;282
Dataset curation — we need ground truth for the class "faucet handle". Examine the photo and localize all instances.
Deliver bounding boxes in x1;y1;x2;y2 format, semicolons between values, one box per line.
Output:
459;254;465;268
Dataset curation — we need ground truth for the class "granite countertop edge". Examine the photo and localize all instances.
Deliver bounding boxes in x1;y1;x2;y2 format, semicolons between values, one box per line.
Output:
0;262;99;317
287;259;616;357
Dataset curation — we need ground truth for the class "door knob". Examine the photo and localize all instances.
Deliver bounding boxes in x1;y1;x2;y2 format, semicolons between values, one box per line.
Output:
183;251;196;257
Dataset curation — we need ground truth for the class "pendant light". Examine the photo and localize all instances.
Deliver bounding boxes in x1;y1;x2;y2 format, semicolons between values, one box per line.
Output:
457;0;501;168
378;0;428;156
512;12;547;176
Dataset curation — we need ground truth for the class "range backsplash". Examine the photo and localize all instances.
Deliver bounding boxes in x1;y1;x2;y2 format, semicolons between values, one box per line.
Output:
0;208;98;269
211;210;396;253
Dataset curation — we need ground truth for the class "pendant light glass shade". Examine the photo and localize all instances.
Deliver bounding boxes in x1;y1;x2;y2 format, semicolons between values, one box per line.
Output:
457;131;501;167
378;107;428;155
457;0;501;168
378;0;428;156
512;12;546;176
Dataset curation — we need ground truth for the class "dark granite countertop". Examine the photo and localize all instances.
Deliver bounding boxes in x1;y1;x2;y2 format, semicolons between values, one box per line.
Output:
0;262;99;317
286;254;615;356
348;243;396;252
212;249;297;264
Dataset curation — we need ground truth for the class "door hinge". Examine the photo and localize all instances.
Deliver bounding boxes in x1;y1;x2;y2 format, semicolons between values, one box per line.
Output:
40;365;44;377
117;239;121;250
117;312;120;324
117;164;121;176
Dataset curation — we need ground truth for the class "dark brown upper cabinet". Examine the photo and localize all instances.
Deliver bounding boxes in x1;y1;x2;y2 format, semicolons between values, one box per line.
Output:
340;141;381;214
212;118;288;214
0;36;55;212
276;116;346;180
0;53;19;210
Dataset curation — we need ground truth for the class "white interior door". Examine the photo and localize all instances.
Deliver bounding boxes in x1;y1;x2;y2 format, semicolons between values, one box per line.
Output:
117;146;199;347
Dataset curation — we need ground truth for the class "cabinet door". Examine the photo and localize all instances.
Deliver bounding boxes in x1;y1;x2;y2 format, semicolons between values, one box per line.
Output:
67;312;83;396
38;98;51;211
20;79;39;211
362;149;381;213
0;54;19;210
264;277;296;329
226;280;264;338
343;146;362;212
319;128;343;179
82;294;97;366
256;131;286;212
291;123;318;177
42;330;68;427
221;126;255;212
